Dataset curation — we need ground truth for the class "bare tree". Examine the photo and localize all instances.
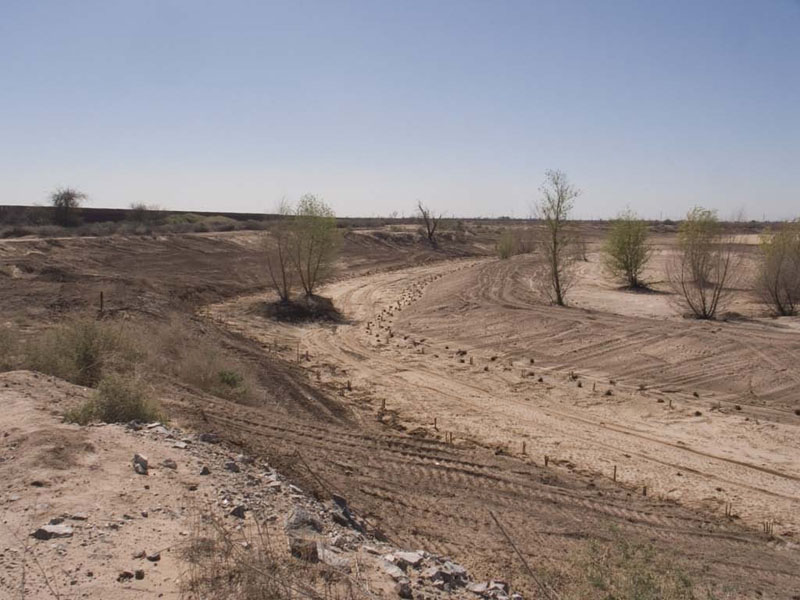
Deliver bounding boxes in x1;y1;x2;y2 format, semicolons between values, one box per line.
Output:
51;187;86;226
756;220;800;316
417;201;442;248
290;194;340;297
668;206;741;319
603;208;652;288
534;170;580;306
264;199;295;303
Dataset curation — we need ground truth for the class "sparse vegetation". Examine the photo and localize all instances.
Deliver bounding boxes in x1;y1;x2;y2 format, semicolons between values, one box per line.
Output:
50;187;86;226
417;201;443;249
0;325;19;371
65;374;162;425
534;170;580;306
181;508;359;600
24;318;141;387
668;207;741;319
756;220;800;316
603;208;652;288
497;229;515;259
553;528;708;599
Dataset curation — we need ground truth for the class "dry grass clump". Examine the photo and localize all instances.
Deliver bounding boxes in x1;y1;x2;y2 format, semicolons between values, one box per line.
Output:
65;374;163;425
24;318;142;387
545;528;723;600
0;325;19;371
21;315;256;406
181;509;360;600
148;319;257;403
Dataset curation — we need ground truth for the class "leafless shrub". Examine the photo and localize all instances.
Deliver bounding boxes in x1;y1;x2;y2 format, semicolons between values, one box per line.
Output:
533;170;580;306
417;201;443;249
756;220;800;316
180;508;361;600
50;187;86;226
667;207;742;319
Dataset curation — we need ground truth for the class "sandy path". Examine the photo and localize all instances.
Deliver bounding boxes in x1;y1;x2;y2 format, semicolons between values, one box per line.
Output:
205;257;800;540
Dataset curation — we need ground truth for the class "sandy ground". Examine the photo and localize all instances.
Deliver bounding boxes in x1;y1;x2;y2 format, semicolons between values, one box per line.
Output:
203;246;800;597
4;227;800;597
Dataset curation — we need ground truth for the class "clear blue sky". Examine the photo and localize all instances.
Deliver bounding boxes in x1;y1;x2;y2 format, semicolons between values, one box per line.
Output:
1;1;798;219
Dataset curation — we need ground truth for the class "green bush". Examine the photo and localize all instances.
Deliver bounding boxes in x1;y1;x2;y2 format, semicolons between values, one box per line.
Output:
65;375;162;425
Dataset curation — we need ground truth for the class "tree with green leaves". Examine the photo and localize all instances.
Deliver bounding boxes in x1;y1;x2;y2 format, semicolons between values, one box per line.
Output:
290;194;340;297
534;170;580;306
668;206;740;319
603;209;652;288
756;220;800;316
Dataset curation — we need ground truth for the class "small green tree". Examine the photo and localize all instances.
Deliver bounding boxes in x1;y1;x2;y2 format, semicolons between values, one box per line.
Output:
290;194;340;297
535;170;580;306
51;187;86;226
668;206;740;319
264;199;295;302
603;209;652;288
756;220;800;316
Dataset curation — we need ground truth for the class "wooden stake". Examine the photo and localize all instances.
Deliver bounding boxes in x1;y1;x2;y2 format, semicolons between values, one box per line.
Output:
434;417;438;431
544;455;549;467
613;465;617;482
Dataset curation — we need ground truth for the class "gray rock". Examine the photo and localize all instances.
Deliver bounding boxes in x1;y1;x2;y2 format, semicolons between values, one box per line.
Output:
134;570;145;580
146;552;161;562
199;432;220;443
394;551;424;569
133;454;148;475
317;543;350;569
161;458;177;470
117;571;134;582
285;508;322;533
395;579;413;598
230;505;246;519
200;465;211;475
172;441;188;449
224;461;240;473
31;524;73;540
382;560;405;580
468;582;490;594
